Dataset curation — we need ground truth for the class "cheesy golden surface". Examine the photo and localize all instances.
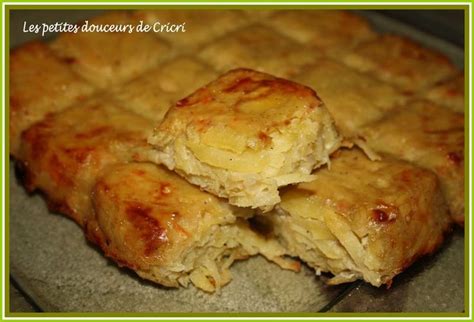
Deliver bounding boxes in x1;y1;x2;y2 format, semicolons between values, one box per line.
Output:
198;24;320;78
265;10;375;52
271;149;451;286
109;56;218;122
293;58;407;136
9;41;96;156
50;12;170;88
340;34;457;91
361;100;464;224
148;68;341;210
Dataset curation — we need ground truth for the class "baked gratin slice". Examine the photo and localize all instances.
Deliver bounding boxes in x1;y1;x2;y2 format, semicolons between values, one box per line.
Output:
16;97;153;226
147;69;341;211
90;162;298;292
264;149;451;287
361;100;465;225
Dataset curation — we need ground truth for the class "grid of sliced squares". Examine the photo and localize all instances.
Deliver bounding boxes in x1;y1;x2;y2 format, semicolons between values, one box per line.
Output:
133;10;251;52
9;41;96;156
109;56;218;122
198;24;323;78
339;34;458;92
263;10;376;53
50;11;171;89
10;10;463;294
291;58;409;136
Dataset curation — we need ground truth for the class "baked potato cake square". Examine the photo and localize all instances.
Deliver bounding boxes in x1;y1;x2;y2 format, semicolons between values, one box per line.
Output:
16;98;153;226
134;10;250;51
266;149;451;287
264;10;375;52
361;100;464;224
90;162;297;293
110;57;218;123
147;69;341;211
9;41;96;156
50;12;170;88
198;24;320;78
340;34;457;92
423;74;465;113
293;58;407;136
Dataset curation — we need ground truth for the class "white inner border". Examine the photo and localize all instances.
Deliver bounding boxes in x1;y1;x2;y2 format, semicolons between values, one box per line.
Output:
1;1;472;321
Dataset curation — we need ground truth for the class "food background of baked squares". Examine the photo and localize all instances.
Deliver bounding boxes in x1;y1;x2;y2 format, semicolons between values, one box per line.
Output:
8;9;466;313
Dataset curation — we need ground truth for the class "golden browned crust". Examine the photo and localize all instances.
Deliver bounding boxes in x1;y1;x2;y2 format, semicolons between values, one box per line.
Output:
147;68;341;210
271;149;452;286
91;162;238;288
9;41;96;156
90;162;296;292
16;98;153;225
361;100;464;225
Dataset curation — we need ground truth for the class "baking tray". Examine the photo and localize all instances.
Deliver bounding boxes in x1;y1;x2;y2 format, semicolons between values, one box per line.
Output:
8;9;466;313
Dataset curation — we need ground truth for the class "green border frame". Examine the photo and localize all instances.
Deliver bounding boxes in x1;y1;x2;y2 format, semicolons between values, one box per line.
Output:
1;1;472;320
